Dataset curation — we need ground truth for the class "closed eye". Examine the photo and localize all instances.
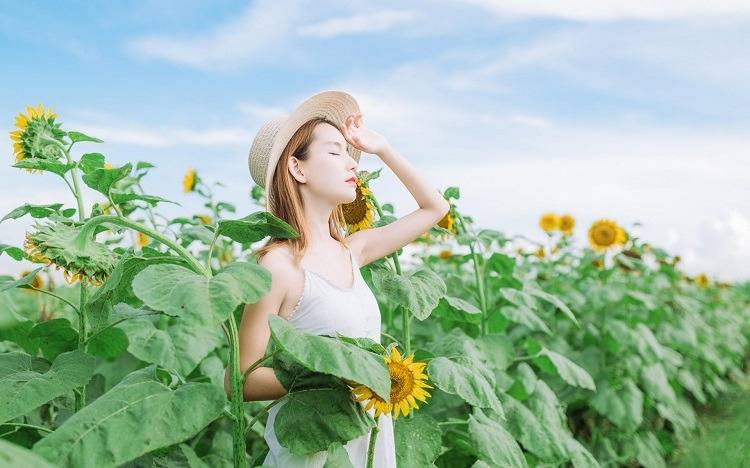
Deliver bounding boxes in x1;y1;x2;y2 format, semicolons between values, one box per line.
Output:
329;152;341;156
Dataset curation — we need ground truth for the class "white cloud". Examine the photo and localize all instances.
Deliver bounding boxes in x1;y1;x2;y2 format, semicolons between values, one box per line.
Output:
298;10;418;38
458;0;750;21
125;0;303;70
61;122;252;148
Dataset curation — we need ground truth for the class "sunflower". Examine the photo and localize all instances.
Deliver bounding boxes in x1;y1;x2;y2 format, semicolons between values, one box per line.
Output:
23;220;117;287
588;219;622;252
136;231;149;247
10;104;65;173
559;214;575;236
438;249;452;260
350;346;432;419
182;167;198;193
615;226;628;245
195;214;213;225
341;177;375;233
694;273;709;288
104;162;113;169
539;212;561;233
534;246;545;259
437;210;456;234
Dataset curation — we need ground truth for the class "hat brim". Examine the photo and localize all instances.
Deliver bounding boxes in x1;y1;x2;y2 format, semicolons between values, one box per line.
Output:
264;90;362;213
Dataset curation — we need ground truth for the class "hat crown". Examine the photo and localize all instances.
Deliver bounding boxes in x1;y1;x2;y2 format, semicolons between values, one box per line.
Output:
248;116;287;188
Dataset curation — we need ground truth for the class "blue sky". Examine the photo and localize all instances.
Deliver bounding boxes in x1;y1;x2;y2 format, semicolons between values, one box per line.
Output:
2;1;749;281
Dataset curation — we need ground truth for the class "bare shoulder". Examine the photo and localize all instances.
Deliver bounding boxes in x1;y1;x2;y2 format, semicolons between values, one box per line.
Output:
256;245;303;319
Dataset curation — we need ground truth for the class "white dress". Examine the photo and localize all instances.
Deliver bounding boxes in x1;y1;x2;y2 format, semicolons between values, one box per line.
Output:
262;243;398;468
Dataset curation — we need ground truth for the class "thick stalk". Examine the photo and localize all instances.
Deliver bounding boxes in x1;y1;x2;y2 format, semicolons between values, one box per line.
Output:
366;414;381;468
227;316;247;467
61;142;90;411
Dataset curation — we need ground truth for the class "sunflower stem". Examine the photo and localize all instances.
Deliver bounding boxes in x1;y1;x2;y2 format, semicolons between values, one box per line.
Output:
245;394;289;436
227;314;248;467
454;212;489;336
206;230;220;272
366;414;381;468
58;141;91;411
370;195;412;355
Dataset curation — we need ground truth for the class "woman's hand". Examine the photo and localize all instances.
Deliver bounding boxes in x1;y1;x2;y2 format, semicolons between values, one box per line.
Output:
341;112;390;156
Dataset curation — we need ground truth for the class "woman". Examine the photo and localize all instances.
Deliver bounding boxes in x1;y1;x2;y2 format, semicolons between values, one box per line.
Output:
228;90;449;467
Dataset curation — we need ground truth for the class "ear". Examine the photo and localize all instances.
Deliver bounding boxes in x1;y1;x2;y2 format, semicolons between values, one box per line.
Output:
288;156;306;183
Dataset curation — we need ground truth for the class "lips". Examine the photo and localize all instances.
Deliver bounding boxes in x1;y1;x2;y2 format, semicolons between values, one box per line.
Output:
345;177;356;184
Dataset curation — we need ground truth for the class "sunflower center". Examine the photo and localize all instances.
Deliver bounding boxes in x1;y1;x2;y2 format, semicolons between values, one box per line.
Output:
389;362;415;403
342;190;369;225
593;226;616;246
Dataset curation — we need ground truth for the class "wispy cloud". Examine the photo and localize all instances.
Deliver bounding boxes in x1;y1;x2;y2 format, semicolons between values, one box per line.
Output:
125;0;303;70
64;122;251;148
298;9;418;38
458;0;750;21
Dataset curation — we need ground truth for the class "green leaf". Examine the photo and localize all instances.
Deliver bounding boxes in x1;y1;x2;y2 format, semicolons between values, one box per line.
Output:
0;439;57;468
1;203;67;223
0;350;95;423
468;408;527;468
499;393;567;462
0;267;44;291
110;191;179;207
86;326;129;359
28;318;78;360
394;413;442;468
427;356;503;415
500;305;551;334
78;152;105;173
506;363;537;401
81;163;133;197
216;211;298;243
268;314;391;401
32;366;225;468
115;303;222;376
275;388;376;455
323;441;355;467
590;379;643;431
67;131;103;143
132;261;270;321
640;363;676;404
0;244;24;261
12;158;76;176
533;348;596;391
372;267;446;320
525;286;579;326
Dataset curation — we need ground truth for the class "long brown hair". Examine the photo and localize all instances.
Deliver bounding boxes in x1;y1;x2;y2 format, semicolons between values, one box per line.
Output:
253;117;350;267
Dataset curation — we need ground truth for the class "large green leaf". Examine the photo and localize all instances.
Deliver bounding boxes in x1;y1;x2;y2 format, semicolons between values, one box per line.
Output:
0;350;95;423
590;379;643;431
640;363;676;404
275;387;376;455
500;392;567;462
468;408;527;468
268;314;391;400
33;366;225;468
525;285;579;326
394;413;443;468
1;202;70;223
132;261;270;321
81;162;133;197
500;305;551;334
533;348;596;391
114;303;223;376
427;356;503;415
28;318;78;360
216;211;298;243
371;267;446;320
0;439;57;468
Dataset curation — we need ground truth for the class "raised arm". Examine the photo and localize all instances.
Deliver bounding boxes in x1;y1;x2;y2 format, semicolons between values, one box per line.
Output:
342;113;450;267
224;250;291;401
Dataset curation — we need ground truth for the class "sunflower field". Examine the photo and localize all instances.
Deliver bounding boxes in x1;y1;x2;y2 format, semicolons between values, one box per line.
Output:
2;105;750;468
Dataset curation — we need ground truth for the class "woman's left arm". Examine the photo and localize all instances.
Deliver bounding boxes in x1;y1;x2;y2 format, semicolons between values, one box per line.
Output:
343;113;449;266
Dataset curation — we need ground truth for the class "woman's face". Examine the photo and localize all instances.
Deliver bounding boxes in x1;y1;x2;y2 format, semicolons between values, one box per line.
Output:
294;122;359;206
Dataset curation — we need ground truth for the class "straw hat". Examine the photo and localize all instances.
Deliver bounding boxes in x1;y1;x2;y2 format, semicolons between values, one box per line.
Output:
248;89;363;212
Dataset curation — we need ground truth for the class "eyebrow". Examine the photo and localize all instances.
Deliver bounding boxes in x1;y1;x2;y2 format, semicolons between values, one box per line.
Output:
326;140;346;148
